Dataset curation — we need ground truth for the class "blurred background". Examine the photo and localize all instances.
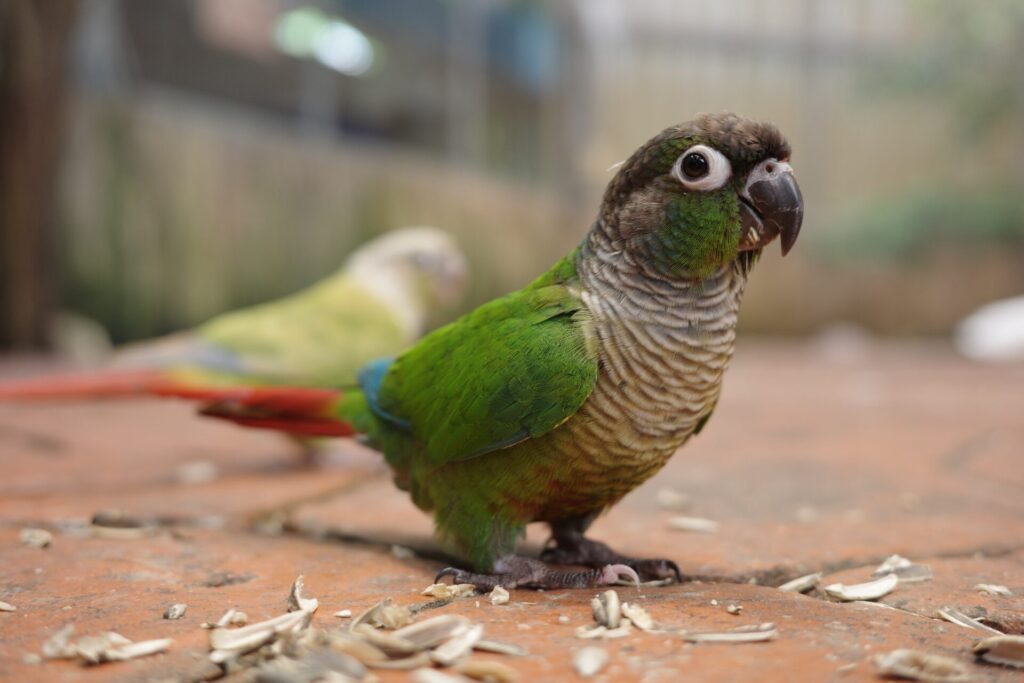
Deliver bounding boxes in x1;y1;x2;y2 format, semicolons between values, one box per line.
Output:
1;0;1023;354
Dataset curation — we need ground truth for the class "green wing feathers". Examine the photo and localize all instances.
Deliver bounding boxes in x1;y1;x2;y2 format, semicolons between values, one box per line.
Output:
376;259;598;466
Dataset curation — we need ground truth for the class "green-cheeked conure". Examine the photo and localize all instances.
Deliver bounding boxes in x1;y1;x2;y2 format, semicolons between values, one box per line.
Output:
0;226;467;400
50;113;805;589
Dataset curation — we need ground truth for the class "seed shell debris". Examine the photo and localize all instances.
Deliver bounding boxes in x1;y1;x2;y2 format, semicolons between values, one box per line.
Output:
573;646;609;677
680;622;777;643
872;555;933;583
0;601;16;612
621;602;656;632
19;528;52;549
41;625;172;664
335;609;353;618
592;590;621;629
824;573;898;602
973;634;1024;669
393;614;471;649
431;623;484;666
726;604;742;615
666;516;719;533
458;657;520;682
937;607;1003;635
872;649;971;682
974;584;1012;597
489;586;510;605
287;574;319;613
163;603;187;620
411;669;471;683
422;583;477;599
778;572;822;593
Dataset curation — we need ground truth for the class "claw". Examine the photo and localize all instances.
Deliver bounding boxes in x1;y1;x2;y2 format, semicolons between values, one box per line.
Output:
600;564;640;587
434;567;462;584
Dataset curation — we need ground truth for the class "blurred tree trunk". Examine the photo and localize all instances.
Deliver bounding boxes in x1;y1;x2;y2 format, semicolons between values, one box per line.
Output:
0;0;78;349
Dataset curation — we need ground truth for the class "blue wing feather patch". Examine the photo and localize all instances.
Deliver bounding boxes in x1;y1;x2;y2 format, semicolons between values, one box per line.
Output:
358;358;412;431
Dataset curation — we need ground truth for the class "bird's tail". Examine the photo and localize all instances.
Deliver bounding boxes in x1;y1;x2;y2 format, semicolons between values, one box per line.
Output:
0;370;356;437
0;369;177;400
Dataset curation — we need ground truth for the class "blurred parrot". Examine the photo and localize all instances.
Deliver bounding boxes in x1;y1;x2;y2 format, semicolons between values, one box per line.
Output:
0;226;467;414
169;113;804;588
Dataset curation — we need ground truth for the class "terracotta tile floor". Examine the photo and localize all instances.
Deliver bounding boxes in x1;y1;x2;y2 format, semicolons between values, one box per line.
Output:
0;341;1021;682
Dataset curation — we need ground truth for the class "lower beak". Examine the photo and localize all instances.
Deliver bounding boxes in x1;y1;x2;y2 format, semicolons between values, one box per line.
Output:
738;159;804;256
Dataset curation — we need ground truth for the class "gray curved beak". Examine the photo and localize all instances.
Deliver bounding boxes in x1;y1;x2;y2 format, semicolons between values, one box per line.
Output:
738;159;804;256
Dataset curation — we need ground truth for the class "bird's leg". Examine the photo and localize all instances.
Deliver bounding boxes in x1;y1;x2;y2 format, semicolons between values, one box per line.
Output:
541;515;682;583
435;554;639;591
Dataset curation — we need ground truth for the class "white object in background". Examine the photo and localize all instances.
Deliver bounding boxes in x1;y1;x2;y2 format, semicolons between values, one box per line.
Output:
955;295;1024;361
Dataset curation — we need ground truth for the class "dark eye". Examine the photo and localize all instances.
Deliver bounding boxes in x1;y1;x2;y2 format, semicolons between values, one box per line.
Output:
671;144;732;191
681;152;708;179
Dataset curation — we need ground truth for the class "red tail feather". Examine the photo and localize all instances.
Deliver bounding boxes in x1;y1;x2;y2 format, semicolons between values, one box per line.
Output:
0;370;354;437
172;385;353;437
0;370;170;400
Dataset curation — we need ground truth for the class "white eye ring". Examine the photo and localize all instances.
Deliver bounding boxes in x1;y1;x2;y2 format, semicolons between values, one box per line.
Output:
671;144;732;192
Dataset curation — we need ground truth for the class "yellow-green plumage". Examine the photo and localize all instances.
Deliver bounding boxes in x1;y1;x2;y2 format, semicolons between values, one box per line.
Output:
114;227;467;389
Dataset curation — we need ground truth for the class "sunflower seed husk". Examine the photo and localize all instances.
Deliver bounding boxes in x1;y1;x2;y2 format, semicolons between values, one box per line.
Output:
377;603;413;629
778;572;822;593
432;623;485;666
0;601;16;612
824;573;898;602
350;600;388;632
351;624;419;657
76;633;172;664
392;614;472;650
974;584;1012;597
872;649;971;682
473;639;527;657
575;625;607;640
489;586;510;606
411;668;471;683
937;607;1003;635
973;634;1024;668
458;658;520;682
19;528;52;549
592;590;621;628
41;624;76;659
655;488;691;509
873;555;933;583
163;603;187;620
287;574;319;614
621;603;655;632
726;604;742;615
366;652;433;670
681;622;777;643
335;609;353;618
666;516;719;533
208;610;309;652
573;646;609;677
422;583;478;599
325;630;390;664
602;621;633;639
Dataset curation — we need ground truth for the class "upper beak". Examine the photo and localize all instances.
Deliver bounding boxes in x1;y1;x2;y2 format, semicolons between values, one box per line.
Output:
738;159;804;256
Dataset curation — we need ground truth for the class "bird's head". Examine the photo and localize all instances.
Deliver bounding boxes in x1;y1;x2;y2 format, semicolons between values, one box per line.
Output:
599;112;803;280
346;227;468;312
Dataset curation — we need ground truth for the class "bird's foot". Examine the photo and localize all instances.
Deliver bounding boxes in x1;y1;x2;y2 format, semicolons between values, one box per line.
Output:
435;554;639;591
541;537;682;583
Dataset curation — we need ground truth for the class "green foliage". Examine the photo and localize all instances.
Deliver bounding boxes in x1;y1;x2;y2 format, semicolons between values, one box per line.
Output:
818;188;1024;262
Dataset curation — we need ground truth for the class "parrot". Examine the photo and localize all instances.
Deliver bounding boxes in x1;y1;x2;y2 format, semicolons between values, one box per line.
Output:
0;226;468;404
23;113;805;589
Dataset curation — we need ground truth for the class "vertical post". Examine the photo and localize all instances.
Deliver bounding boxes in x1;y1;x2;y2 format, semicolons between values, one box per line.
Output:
0;0;79;349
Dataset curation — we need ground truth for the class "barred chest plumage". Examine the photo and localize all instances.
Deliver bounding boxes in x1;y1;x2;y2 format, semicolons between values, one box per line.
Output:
537;243;749;515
